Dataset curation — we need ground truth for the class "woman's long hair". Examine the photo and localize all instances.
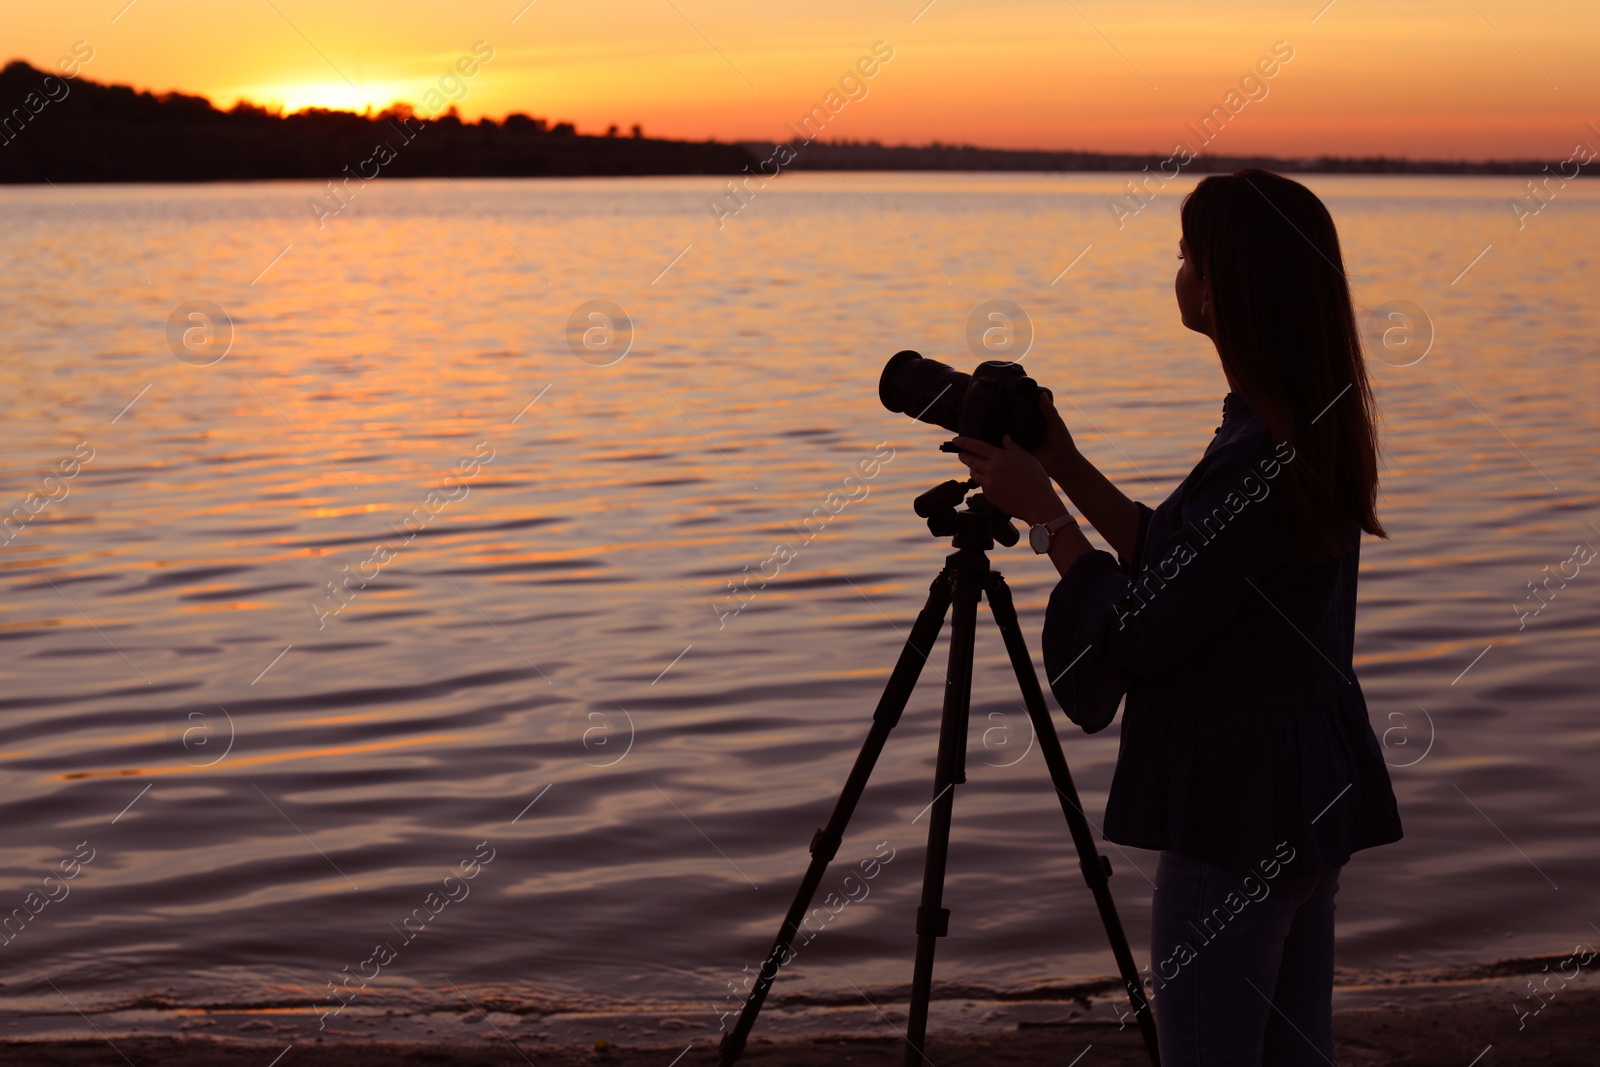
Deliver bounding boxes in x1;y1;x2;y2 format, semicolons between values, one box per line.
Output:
1180;169;1385;563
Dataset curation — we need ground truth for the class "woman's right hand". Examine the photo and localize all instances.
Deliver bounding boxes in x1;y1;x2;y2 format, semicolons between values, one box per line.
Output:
1032;388;1078;482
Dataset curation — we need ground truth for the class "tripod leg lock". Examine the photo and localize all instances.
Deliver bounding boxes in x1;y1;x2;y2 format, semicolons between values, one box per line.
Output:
809;828;841;863
1080;854;1113;881
915;905;950;937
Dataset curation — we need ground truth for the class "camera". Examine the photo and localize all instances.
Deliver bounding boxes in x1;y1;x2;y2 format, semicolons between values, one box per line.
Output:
878;351;1046;450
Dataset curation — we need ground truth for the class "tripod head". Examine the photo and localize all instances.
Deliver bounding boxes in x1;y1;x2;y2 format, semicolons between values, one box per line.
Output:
912;476;1020;549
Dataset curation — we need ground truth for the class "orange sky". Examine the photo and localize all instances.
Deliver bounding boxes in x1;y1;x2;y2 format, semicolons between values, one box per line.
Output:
9;0;1598;158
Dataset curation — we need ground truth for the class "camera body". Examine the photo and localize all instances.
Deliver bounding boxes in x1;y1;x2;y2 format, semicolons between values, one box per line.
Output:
878;350;1046;450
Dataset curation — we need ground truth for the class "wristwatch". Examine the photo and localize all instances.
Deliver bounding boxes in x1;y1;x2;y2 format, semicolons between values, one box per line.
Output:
1029;512;1077;554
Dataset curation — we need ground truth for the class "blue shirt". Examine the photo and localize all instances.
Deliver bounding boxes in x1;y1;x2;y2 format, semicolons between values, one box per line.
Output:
1041;393;1402;873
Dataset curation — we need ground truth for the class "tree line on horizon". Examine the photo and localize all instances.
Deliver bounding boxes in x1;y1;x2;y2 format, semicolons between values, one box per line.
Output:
0;60;1569;184
0;60;752;183
750;138;1568;176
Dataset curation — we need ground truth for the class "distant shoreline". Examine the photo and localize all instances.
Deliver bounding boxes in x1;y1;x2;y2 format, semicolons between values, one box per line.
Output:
1;60;1582;184
744;140;1584;177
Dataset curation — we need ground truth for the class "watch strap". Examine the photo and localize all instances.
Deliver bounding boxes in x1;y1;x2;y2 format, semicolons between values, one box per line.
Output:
1045;511;1076;535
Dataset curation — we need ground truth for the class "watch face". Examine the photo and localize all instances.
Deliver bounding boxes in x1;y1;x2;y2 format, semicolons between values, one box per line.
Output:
1029;524;1049;553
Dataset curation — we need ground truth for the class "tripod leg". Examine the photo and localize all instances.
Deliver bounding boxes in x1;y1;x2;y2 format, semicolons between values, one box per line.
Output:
984;572;1162;1066
717;570;955;1067
901;563;982;1067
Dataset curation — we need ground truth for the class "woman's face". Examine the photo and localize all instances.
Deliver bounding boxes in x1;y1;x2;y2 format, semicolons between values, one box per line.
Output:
1175;237;1212;336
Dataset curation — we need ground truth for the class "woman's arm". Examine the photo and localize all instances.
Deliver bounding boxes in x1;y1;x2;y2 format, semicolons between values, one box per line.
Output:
960;415;1285;725
1032;391;1142;561
1048;447;1142;562
1041;428;1282;731
1046;521;1095;577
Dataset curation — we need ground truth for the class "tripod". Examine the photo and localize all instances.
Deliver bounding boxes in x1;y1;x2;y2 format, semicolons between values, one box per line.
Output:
718;477;1160;1066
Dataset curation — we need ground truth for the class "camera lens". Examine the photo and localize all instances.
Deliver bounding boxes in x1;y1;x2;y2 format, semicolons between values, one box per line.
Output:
878;351;969;433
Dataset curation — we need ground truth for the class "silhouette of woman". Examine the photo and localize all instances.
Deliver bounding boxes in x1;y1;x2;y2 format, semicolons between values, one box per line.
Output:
954;169;1402;1066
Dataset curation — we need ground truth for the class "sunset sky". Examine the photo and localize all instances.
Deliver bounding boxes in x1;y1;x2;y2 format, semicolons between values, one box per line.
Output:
9;0;1598;158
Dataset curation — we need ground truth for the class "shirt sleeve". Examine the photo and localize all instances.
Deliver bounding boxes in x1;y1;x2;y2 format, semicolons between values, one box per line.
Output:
1119;503;1153;577
1041;429;1283;732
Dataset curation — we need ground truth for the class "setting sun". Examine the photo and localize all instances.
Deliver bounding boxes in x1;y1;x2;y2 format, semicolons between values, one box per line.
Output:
222;79;411;116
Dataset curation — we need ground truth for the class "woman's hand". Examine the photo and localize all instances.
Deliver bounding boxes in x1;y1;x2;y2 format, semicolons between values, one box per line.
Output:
1031;388;1079;482
950;434;1068;527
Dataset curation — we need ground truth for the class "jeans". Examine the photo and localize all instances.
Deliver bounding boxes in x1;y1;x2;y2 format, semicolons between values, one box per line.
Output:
1148;850;1342;1066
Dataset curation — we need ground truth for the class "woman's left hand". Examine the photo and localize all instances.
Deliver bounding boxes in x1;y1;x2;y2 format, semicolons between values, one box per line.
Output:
950;435;1067;527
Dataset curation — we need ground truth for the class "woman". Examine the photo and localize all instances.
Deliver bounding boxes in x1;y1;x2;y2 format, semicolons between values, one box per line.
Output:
953;169;1402;1066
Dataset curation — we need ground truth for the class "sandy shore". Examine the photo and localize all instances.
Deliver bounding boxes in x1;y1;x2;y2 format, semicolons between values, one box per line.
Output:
5;992;1595;1066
